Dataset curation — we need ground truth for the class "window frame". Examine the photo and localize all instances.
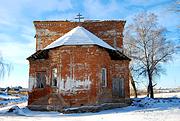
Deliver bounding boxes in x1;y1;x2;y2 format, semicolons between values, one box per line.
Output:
35;71;46;88
51;67;58;87
101;68;107;87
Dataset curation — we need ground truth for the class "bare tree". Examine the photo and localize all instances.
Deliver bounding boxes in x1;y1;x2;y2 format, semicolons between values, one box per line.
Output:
124;12;176;98
0;52;11;79
124;34;138;98
124;33;138;98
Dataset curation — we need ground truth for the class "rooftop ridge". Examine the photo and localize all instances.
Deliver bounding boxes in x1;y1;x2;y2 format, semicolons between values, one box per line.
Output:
43;26;115;50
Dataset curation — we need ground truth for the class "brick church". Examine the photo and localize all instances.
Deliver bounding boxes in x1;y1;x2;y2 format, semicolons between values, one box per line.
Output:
27;18;131;110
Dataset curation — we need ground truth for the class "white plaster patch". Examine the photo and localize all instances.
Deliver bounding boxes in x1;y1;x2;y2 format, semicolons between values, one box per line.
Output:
36;29;59;36
58;76;91;93
28;76;36;91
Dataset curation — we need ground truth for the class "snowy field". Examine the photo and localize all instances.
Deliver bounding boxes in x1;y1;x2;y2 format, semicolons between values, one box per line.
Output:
0;92;180;121
0;93;27;108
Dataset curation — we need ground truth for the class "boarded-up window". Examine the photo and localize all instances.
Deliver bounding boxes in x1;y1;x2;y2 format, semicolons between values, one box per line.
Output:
101;68;107;87
36;72;46;88
112;78;125;97
52;68;57;87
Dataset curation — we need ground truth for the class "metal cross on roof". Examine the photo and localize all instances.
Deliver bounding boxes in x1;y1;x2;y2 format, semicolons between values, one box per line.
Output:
75;13;84;22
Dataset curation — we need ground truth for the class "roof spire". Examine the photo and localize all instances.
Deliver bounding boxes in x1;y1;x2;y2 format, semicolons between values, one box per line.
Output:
75;13;84;22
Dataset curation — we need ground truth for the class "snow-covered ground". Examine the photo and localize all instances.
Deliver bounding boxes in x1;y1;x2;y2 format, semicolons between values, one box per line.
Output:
0;92;180;121
153;92;180;98
0;93;19;99
0;93;27;108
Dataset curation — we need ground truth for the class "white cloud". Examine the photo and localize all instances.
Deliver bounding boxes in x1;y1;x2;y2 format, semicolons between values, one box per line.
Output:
126;0;172;7
149;5;180;28
46;12;77;21
0;9;17;27
0;33;14;43
0;41;35;65
0;24;35;65
23;0;73;16
83;0;122;19
0;0;73;28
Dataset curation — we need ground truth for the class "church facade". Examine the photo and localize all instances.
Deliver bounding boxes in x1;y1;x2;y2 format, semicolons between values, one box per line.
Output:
27;20;131;110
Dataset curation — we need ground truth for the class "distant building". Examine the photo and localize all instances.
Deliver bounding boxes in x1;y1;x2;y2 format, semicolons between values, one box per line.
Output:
27;20;131;110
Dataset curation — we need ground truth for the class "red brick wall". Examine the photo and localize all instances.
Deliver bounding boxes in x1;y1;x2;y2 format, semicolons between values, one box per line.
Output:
34;20;126;51
111;60;130;98
28;45;130;107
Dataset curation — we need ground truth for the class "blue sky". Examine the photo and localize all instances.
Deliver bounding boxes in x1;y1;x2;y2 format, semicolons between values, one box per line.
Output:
0;0;179;88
